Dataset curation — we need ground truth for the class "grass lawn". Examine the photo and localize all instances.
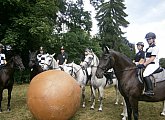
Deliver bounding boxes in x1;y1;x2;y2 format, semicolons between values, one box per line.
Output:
0;84;165;120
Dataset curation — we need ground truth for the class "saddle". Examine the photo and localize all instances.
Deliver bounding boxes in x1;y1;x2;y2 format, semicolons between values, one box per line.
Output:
137;67;165;85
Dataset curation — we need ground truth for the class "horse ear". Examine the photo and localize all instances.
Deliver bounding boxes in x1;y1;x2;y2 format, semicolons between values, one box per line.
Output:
29;50;31;54
104;46;110;53
52;53;55;57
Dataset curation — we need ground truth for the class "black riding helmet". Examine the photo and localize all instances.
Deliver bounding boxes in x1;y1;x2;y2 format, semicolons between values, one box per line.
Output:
136;42;144;47
145;32;156;40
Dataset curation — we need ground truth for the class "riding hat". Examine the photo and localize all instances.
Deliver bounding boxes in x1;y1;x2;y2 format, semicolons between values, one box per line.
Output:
145;32;156;40
61;46;64;50
136;42;144;47
39;46;44;51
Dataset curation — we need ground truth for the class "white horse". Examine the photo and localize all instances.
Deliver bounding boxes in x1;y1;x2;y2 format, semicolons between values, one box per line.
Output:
61;62;87;108
80;52;108;111
39;53;60;71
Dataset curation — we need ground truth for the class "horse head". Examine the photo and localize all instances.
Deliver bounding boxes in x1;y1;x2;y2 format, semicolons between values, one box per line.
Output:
96;47;116;78
29;51;38;68
40;53;58;71
81;52;99;69
12;55;25;71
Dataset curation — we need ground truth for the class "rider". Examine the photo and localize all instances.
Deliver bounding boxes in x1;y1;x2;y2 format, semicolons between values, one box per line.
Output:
137;32;159;96
37;46;46;66
80;48;92;84
57;46;68;65
133;42;145;65
0;43;7;68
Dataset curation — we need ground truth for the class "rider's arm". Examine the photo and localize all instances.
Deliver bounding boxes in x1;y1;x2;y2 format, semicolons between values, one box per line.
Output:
144;56;155;66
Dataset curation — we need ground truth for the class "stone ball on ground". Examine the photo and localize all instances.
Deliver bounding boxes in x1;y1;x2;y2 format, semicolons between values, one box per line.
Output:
27;70;81;120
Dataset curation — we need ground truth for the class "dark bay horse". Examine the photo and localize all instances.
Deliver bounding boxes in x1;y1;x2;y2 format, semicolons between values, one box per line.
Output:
28;51;43;81
0;55;25;112
96;47;165;120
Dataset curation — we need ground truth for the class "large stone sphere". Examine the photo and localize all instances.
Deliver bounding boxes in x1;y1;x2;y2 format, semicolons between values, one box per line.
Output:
27;70;81;120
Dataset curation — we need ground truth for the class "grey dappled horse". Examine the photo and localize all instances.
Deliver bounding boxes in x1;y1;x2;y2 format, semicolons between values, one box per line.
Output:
61;62;87;108
80;51;121;111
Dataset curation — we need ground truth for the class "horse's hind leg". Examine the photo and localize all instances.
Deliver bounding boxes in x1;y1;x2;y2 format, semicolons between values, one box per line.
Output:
7;86;13;111
98;87;104;112
81;86;86;108
90;87;96;110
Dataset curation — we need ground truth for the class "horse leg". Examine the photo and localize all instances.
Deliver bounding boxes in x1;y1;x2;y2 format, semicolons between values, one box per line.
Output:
121;98;128;120
90;86;96;110
129;97;139;120
124;97;132;120
0;89;3;112
81;86;86;108
7;86;13;111
89;83;93;102
161;100;165;116
98;87;104;112
114;84;119;105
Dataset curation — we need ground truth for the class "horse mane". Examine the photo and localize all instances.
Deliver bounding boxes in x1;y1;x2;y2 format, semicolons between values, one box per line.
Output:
91;52;99;66
109;49;134;66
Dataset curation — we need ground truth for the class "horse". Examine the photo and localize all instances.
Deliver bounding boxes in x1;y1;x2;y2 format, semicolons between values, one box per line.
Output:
39;53;60;71
0;54;25;112
29;51;43;81
80;51;121;111
96;47;165;120
61;62;87;108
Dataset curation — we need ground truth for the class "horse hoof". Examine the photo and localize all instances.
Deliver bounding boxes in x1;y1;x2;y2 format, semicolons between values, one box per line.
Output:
82;105;85;108
115;102;118;105
98;109;102;112
122;117;127;120
90;107;94;110
160;112;165;116
7;108;11;112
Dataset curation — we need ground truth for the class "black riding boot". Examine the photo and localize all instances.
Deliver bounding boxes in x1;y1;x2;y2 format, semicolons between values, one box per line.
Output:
143;76;154;96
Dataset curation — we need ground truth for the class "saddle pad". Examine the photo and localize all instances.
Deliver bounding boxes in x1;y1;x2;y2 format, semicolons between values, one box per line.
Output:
151;69;165;82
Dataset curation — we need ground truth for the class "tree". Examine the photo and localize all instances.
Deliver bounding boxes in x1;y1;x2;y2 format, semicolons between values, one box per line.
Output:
159;58;165;68
91;0;135;58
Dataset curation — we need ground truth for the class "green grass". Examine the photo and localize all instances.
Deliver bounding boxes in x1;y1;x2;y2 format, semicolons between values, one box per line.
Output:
0;84;165;120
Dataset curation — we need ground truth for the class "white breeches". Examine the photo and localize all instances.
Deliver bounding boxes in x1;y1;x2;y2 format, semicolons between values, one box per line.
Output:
143;63;159;77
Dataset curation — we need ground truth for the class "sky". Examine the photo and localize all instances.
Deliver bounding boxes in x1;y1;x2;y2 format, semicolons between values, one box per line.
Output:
83;0;165;58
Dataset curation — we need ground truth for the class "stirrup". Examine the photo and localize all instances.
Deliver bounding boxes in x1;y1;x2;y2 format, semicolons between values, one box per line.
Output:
143;91;154;96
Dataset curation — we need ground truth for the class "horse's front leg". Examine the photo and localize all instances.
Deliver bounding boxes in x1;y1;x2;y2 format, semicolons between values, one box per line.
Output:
161;100;165;116
90;86;96;110
98;87;104;112
124;97;132;120
129;97;139;120
81;86;86;108
7;86;13;112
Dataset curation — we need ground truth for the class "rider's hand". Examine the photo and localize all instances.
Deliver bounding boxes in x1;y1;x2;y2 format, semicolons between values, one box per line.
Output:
137;64;145;69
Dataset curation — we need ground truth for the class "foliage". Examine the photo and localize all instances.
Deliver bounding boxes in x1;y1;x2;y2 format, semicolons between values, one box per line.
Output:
159;58;165;68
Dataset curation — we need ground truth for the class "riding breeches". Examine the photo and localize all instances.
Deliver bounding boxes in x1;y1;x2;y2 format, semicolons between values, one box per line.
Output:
143;63;159;77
